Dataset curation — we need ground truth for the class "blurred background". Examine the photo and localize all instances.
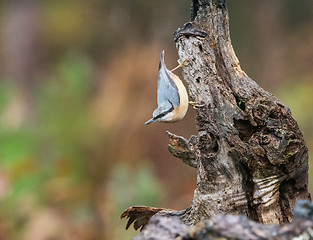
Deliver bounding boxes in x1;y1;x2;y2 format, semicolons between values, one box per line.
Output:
0;0;312;239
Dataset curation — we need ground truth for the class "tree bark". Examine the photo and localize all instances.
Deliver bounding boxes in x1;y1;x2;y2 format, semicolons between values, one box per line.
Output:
172;0;310;224
121;0;311;233
134;200;313;240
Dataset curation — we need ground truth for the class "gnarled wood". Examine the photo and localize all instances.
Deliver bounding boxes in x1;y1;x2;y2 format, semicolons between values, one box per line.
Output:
133;200;313;240
121;0;310;233
172;0;310;225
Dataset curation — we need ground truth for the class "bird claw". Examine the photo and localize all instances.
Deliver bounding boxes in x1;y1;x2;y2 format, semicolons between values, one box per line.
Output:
189;101;205;109
171;59;188;72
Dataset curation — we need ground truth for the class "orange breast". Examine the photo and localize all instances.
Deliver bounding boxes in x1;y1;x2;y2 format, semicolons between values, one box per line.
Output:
168;72;189;122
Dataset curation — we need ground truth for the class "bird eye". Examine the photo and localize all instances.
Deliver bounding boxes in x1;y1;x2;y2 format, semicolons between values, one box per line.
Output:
155;105;174;120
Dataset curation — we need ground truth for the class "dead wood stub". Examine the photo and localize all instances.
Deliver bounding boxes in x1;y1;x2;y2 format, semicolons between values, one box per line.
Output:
121;0;310;234
134;200;313;240
171;0;310;225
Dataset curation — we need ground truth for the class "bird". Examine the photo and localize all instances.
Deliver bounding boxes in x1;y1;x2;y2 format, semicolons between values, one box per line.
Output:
145;50;189;125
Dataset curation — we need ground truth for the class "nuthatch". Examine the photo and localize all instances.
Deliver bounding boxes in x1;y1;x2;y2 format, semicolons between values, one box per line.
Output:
145;50;189;125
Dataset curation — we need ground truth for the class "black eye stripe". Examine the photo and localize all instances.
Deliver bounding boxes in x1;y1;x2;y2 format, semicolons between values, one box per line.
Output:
154;101;174;120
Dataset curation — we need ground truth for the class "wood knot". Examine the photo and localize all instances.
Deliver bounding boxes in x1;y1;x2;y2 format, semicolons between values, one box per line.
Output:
198;131;218;153
174;22;208;42
247;99;276;127
252;103;271;126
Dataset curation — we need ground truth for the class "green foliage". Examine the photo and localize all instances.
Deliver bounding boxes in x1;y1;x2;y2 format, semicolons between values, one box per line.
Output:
108;163;164;240
109;163;164;215
0;53;95;237
277;79;313;132
0;52;165;239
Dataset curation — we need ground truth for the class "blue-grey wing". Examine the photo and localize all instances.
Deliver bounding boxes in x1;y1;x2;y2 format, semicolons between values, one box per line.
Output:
156;51;180;107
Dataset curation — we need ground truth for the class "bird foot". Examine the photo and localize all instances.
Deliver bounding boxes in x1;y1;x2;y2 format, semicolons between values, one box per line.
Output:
171;59;188;72
189;101;205;109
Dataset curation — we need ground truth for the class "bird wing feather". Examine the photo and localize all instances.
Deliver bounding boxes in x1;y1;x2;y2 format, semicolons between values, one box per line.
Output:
157;51;180;107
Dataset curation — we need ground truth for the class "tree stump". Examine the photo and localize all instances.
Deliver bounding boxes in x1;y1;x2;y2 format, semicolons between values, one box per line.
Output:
121;0;311;234
133;200;313;240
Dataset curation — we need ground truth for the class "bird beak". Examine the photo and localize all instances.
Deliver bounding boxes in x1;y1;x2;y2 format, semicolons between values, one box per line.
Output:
145;118;154;125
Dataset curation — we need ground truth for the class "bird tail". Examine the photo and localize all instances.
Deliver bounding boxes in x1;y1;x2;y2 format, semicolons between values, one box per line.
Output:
158;50;165;70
